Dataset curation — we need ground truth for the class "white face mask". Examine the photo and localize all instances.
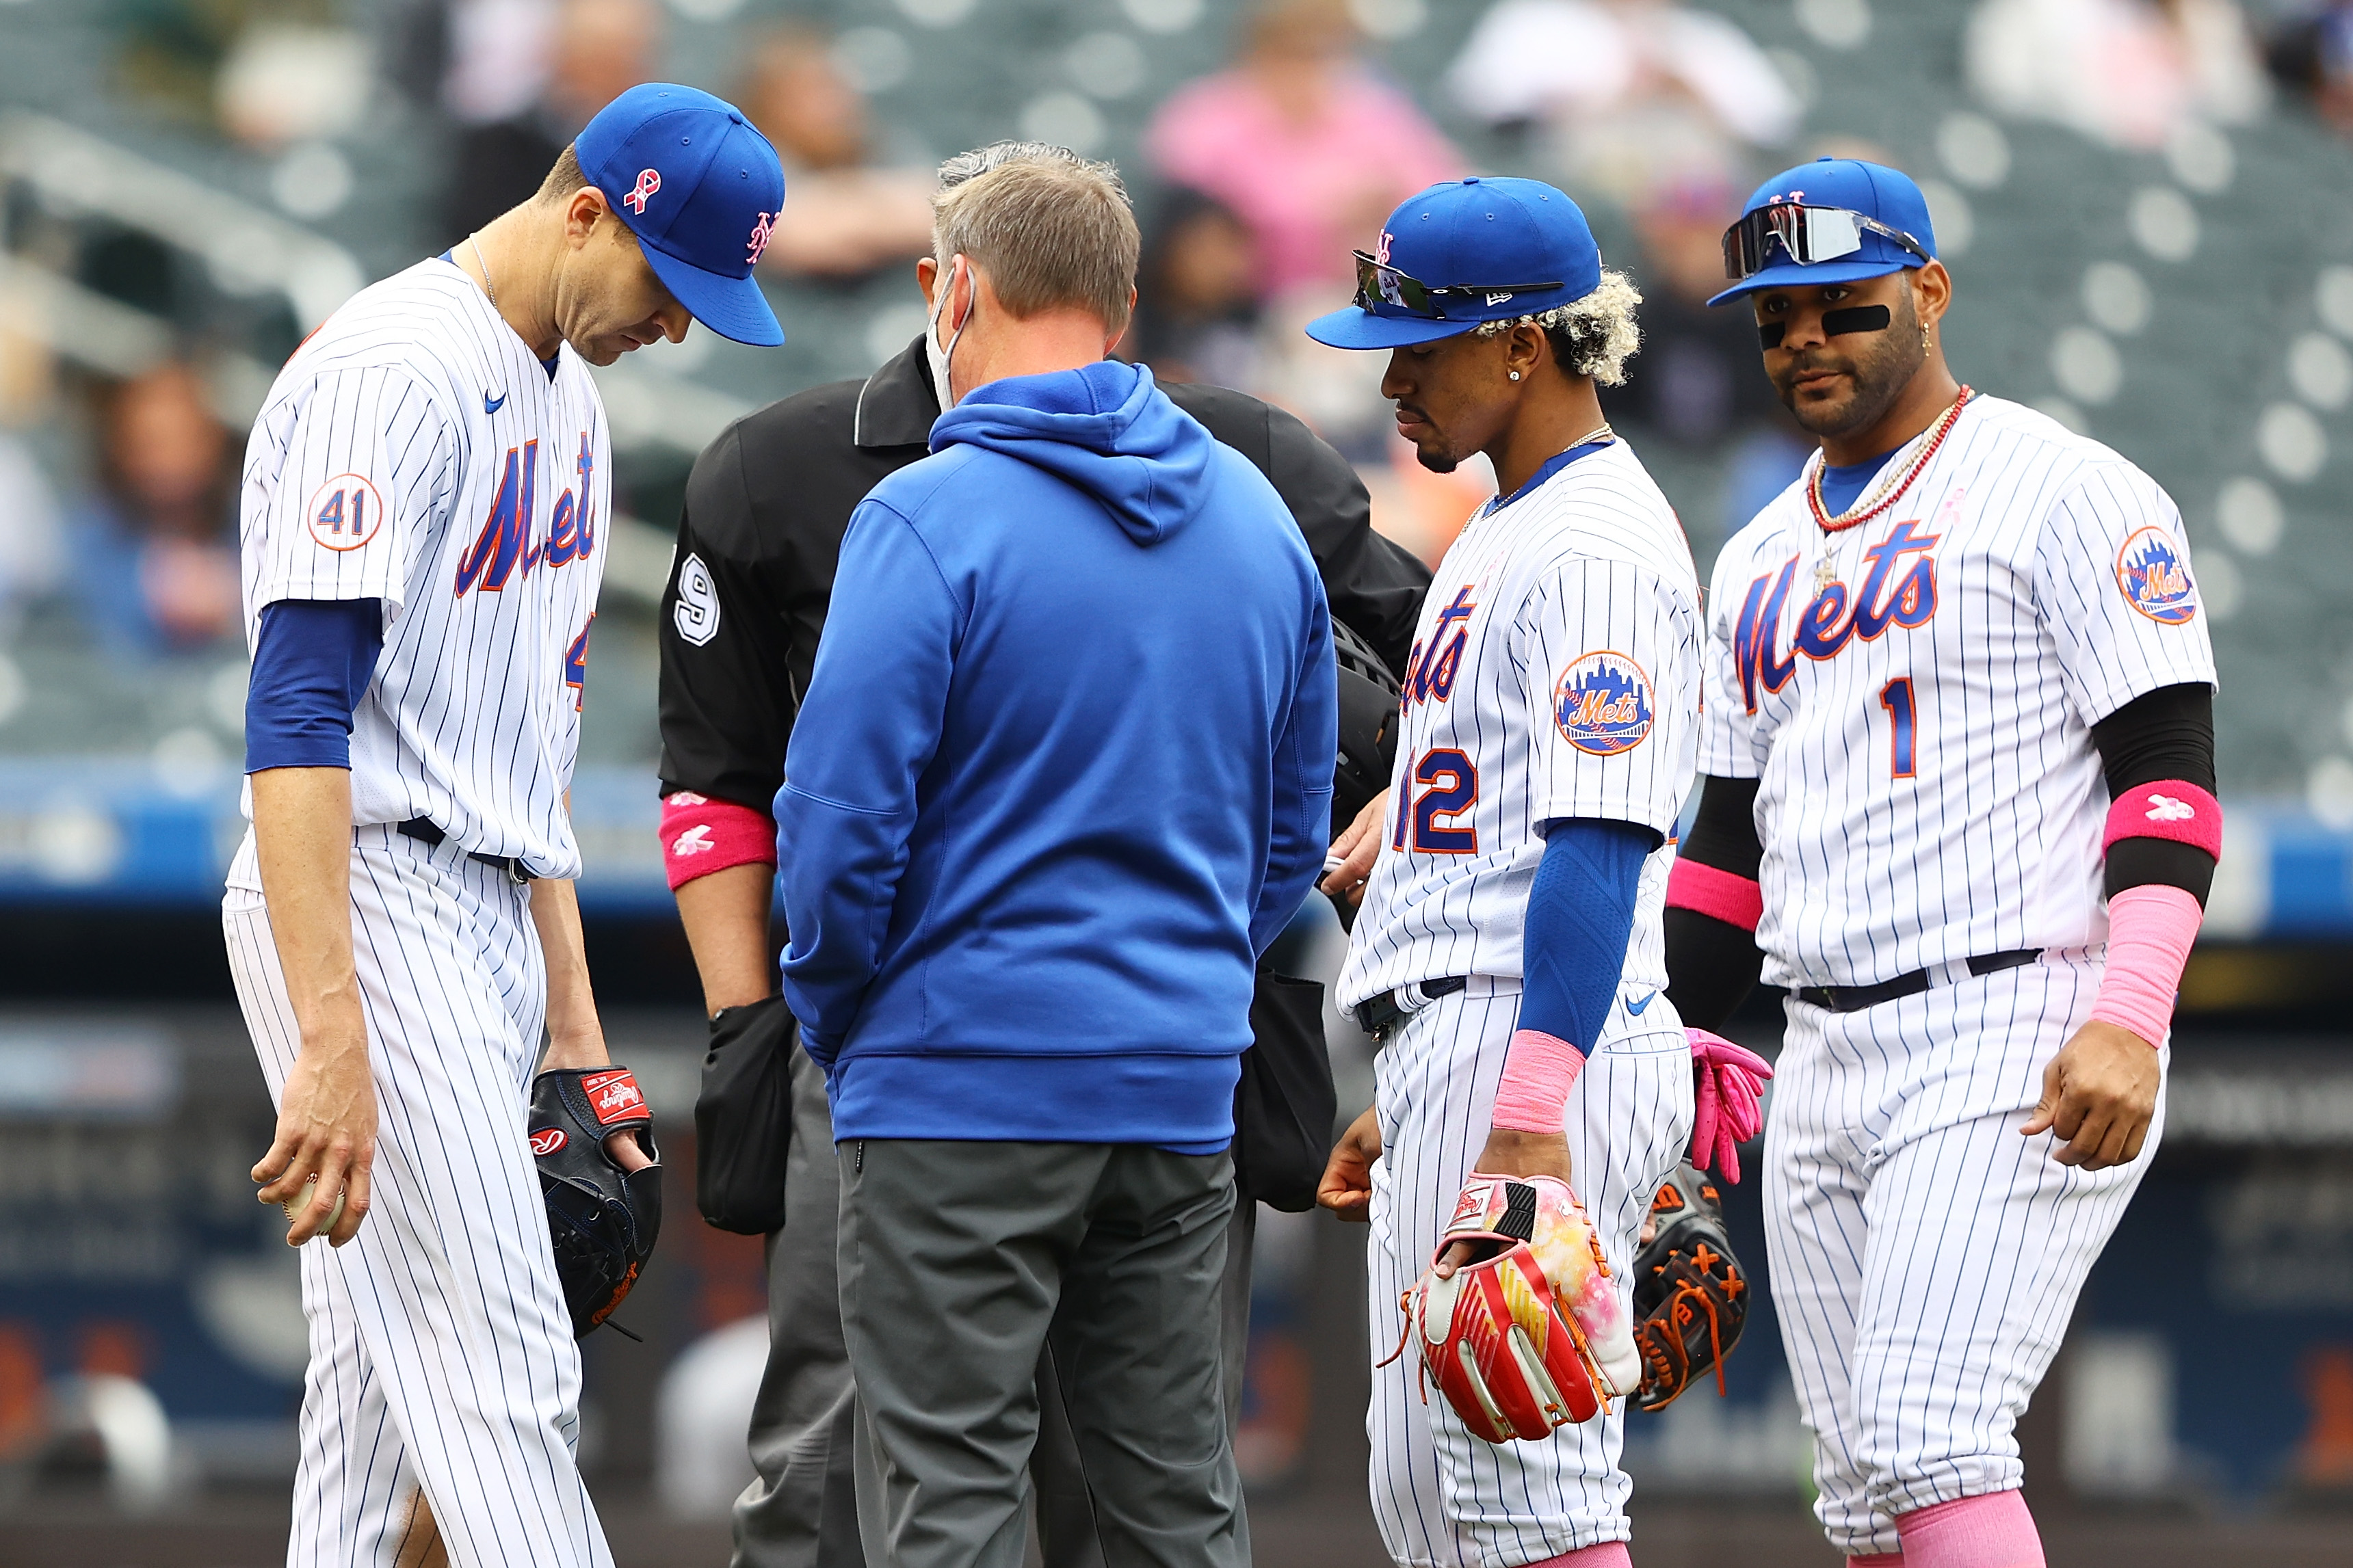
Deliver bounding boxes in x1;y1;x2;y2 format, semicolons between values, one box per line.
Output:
926;255;974;412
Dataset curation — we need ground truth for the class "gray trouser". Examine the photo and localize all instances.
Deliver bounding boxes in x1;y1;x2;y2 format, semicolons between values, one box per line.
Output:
731;1046;1253;1568
839;1137;1249;1568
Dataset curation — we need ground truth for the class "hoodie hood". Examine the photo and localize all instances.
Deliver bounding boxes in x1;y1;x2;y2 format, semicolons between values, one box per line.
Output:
930;360;1215;544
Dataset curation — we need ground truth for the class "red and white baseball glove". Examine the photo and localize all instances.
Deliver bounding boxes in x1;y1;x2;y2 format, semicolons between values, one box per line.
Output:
1383;1173;1636;1443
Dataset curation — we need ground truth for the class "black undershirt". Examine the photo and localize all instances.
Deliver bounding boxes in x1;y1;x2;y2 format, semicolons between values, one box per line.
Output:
1662;682;2218;1031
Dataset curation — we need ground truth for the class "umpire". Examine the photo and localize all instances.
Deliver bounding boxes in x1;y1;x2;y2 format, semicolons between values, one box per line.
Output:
657;140;1427;1568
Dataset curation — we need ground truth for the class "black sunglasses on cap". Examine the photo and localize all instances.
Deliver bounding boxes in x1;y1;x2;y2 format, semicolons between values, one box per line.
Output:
1352;251;1562;321
1721;203;1930;280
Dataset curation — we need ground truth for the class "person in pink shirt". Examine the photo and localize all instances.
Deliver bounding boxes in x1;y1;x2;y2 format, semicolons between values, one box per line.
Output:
1147;0;1462;304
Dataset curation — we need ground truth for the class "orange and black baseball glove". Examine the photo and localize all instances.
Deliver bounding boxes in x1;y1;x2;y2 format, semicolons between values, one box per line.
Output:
1631;1162;1750;1411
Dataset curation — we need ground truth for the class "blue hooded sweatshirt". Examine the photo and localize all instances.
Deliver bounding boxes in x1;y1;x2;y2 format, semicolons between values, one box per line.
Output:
777;360;1336;1150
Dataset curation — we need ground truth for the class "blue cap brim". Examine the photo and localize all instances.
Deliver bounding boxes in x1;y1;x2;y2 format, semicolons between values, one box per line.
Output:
1304;305;1479;350
1707;256;1921;308
642;244;785;347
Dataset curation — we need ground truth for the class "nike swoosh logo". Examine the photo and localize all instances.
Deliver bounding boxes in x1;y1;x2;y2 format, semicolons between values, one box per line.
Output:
1625;991;1658;1015
484;391;507;414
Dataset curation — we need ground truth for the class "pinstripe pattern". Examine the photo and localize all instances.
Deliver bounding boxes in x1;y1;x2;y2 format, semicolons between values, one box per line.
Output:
1339;441;1702;1011
239;258;609;877
1338;441;1702;1563
1698;395;2218;990
226;827;613;1568
1764;957;2165;1557
1365;985;1693;1565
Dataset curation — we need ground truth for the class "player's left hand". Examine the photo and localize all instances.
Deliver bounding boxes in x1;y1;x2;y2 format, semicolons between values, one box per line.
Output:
2019;1020;2160;1170
538;1029;656;1173
1322;792;1388;907
1435;1128;1575;1278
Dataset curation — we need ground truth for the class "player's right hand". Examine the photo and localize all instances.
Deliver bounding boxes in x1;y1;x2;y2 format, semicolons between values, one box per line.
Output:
254;1028;378;1247
1322;793;1388;907
1317;1104;1382;1221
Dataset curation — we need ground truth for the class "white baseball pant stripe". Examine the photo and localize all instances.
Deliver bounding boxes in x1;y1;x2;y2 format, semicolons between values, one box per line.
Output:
224;825;613;1568
1365;981;1694;1567
1764;951;2165;1558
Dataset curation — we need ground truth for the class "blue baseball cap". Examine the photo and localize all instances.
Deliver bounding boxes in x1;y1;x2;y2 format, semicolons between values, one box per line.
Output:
1707;157;1936;308
1306;177;1604;351
575;83;787;347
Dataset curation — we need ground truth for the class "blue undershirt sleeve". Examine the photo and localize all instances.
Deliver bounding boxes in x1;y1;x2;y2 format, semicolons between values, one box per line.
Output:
1516;816;1661;1055
244;598;384;772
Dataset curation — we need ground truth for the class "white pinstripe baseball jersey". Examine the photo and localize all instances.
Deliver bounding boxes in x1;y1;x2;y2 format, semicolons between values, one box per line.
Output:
1338;439;1703;1011
239;257;609;877
1700;393;2218;989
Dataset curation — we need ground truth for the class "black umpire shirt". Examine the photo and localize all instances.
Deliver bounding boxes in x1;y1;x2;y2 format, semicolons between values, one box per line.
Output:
656;336;1430;812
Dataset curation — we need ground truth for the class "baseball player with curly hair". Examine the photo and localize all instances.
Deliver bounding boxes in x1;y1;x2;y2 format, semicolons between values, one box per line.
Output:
1312;177;1710;1568
1664;159;2220;1568
224;85;785;1568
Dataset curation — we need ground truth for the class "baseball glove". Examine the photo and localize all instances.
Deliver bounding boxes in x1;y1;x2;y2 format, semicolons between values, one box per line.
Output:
1382;1173;1636;1442
1630;1162;1750;1411
530;1067;663;1338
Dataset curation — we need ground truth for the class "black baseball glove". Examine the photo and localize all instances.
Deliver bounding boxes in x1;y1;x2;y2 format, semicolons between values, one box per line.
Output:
530;1067;662;1338
1630;1162;1750;1411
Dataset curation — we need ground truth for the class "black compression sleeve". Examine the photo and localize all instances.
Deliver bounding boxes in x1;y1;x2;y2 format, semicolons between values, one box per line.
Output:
2092;683;2218;903
1678;775;1764;879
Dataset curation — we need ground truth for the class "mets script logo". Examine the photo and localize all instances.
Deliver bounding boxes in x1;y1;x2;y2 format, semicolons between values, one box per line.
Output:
625;168;661;213
1554;652;1654;756
746;210;776;266
583;1069;644;1126
1376;230;1394;265
454;432;599;596
528;1127;568;1156
1733;517;1939;713
2115;527;2198;624
1402;587;1476;708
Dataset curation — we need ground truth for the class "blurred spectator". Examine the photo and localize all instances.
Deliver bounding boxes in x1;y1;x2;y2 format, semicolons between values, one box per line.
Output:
737;27;935;280
1609;170;1807;544
1146;0;1460;306
1967;0;2267;150
0;436;63;639
66;364;240;661
439;0;661;245
1443;0;1800;208
2265;4;2353;135
1125;189;1264;390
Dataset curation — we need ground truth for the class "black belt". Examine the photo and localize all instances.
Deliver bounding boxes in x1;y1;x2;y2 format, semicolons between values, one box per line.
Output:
1791;949;2040;1013
396;817;535;884
1353;976;1469;1042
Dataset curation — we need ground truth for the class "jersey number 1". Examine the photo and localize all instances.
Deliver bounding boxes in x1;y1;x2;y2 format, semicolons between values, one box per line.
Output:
1391;747;1480;854
1878;677;1917;779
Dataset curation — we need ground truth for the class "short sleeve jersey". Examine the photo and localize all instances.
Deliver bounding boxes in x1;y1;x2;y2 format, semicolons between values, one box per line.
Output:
1699;393;2218;988
1338;440;1703;1011
238;258;609;877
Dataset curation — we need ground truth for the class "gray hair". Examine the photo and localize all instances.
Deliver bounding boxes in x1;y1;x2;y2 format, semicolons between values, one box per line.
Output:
1473;268;1644;387
931;147;1139;331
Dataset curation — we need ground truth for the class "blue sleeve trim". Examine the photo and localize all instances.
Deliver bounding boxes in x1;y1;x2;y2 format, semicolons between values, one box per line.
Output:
1518;817;1660;1055
245;599;384;773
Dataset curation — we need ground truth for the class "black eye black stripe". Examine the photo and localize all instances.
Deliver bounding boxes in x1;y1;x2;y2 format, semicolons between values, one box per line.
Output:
1757;303;1894;351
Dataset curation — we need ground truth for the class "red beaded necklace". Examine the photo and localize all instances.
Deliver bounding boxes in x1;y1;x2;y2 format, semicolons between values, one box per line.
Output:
1804;386;1974;533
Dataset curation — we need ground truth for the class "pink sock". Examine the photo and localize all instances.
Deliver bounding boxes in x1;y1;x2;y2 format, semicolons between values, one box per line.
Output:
1524;1543;1631;1568
1850;1556;1906;1567
1894;1491;2044;1568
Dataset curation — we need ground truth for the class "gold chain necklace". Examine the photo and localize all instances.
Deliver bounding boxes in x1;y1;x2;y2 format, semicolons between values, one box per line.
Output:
1804;387;1972;591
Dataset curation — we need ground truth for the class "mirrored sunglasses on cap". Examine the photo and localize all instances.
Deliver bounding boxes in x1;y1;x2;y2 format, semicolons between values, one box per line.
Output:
1352;251;1562;320
1721;203;1930;280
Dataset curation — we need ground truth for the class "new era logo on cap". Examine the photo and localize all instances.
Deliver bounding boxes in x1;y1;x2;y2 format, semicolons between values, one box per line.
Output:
576;83;787;346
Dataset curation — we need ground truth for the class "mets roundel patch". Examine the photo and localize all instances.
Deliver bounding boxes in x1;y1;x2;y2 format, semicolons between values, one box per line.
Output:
2114;526;2198;624
1553;651;1655;756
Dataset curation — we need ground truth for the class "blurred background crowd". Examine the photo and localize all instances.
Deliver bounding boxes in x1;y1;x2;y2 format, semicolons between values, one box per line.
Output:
2;1;2352;1563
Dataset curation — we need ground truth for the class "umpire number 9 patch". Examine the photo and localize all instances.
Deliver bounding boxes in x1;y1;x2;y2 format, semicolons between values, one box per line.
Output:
674;553;721;646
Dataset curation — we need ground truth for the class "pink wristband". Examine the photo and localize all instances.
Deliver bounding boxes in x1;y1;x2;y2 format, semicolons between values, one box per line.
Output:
660;791;778;890
1666;857;1763;933
2088;883;2202;1046
2102;780;2222;858
1491;1029;1587;1134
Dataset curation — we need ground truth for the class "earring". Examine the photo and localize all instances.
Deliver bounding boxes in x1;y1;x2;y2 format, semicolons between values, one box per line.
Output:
1921;323;1931;351
1508;370;1521;381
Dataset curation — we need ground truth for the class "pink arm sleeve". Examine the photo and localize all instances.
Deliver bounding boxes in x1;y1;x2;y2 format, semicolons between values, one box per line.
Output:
1490;1030;1586;1134
2088;883;2203;1046
1665;857;1763;932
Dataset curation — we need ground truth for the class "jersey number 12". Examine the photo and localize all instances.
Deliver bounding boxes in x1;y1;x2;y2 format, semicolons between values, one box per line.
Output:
1391;747;1480;854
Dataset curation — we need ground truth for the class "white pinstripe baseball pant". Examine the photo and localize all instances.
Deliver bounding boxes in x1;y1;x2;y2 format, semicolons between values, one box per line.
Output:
1764;951;2166;1558
224;825;614;1568
1365;980;1694;1567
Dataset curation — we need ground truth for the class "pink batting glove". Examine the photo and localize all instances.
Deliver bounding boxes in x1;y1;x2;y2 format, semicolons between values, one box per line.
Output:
1687;1028;1773;1182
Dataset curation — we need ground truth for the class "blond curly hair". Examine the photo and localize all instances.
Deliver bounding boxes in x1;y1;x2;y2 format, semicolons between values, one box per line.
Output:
1472;268;1644;387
